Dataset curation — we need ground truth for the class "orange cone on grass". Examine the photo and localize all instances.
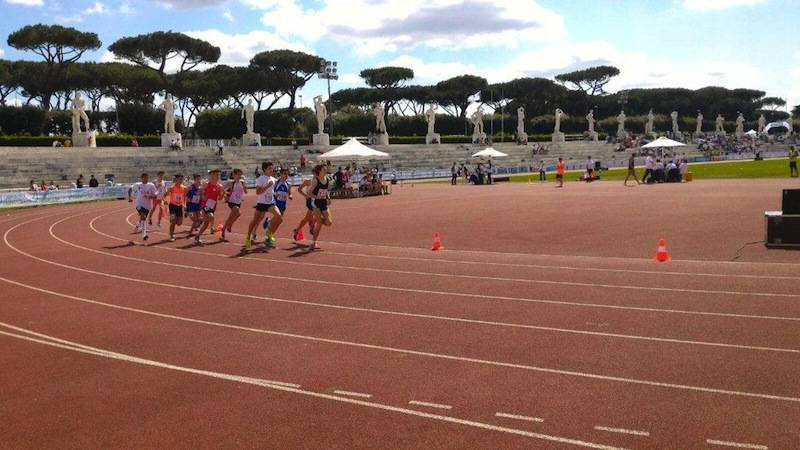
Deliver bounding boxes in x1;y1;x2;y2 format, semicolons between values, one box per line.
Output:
655;238;670;262
431;232;443;251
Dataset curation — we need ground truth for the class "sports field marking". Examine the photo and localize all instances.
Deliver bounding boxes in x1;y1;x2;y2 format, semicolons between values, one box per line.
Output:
408;400;452;410
706;438;768;449
495;412;544;423
119;213;800;299
35;212;800;354
333;390;372;398
110;212;800;324
4;223;800;405
0;323;624;450
593;426;650;437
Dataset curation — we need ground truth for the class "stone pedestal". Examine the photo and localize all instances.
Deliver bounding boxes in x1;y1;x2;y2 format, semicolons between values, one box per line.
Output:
616;130;628;139
588;131;598;142
241;133;262;147
472;132;487;145
71;131;92;148
312;133;330;146
375;132;389;146
517;132;528;145
551;132;565;143
161;132;182;149
426;132;441;145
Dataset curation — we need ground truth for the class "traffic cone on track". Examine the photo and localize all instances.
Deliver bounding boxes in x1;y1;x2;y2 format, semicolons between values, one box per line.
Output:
431;232;443;251
655;238;670;262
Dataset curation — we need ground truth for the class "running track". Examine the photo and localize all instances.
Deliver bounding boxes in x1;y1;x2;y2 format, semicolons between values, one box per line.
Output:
1;180;798;449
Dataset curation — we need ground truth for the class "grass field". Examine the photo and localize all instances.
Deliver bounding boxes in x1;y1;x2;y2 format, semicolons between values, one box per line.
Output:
509;157;795;182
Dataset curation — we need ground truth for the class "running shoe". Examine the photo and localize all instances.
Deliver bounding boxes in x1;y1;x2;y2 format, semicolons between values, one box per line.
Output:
195;235;203;245
142;232;149;241
244;237;252;250
148;218;153;225
169;235;176;242
292;229;299;242
312;241;320;250
265;238;276;248
262;217;270;230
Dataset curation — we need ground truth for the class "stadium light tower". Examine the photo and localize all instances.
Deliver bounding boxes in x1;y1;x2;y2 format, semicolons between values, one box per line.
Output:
318;60;339;137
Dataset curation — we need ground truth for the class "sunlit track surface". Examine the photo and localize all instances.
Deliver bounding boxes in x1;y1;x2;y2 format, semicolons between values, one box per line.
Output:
0;181;798;449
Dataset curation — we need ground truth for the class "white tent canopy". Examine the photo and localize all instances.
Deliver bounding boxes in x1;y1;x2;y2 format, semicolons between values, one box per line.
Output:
745;129;758;136
764;121;790;133
472;148;509;158
641;137;686;149
319;138;390;161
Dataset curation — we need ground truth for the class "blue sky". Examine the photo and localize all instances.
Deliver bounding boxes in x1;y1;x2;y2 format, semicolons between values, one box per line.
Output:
1;0;798;113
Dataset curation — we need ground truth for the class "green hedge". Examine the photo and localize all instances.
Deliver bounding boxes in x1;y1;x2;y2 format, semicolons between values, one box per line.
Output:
0;105;182;136
0;134;160;147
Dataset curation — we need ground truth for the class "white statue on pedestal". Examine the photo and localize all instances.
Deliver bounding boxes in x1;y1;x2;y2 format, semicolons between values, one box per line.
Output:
517;107;525;136
471;107;485;143
787;114;794;133
159;95;177;134
735;113;745;137
715;114;725;134
241;99;255;134
617;110;627;137
586;110;595;134
71;91;90;134
670;111;679;133
645;109;654;135
758;114;766;135
314;95;327;134
554;108;563;134
426;105;437;135
696;112;703;134
373;103;386;133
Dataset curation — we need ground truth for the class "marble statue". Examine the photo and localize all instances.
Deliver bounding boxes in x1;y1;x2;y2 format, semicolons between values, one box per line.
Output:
425;104;440;144
551;108;566;143
735;113;745;137
696;112;703;134
159;95;177;134
314;95;327;134
586;110;598;141
616;110;627;138
758;114;766;135
788;114;794;133
374;103;386;133
670;111;679;133
645;109;654;135
242;99;255;134
71;91;90;134
715;114;725;134
471;107;485;143
517;107;525;136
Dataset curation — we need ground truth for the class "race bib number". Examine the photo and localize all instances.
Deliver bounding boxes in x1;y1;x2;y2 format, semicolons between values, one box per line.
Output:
318;189;329;198
174;193;184;203
206;199;217;209
191;194;200;203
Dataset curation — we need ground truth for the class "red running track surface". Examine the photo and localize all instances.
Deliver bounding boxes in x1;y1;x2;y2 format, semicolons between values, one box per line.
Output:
0;179;798;449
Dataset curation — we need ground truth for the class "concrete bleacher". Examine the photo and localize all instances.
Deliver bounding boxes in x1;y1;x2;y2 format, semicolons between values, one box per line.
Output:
0;140;714;189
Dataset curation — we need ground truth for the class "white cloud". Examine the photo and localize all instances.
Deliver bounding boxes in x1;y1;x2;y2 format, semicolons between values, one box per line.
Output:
0;48;4;57
683;0;767;11
86;1;107;14
119;1;134;14
184;29;314;66
337;73;362;84
150;0;224;8
4;0;44;6
246;0;565;55
223;8;234;21
57;13;84;23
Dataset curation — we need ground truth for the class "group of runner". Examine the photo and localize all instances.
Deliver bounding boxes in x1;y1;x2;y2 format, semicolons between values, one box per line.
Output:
128;162;333;250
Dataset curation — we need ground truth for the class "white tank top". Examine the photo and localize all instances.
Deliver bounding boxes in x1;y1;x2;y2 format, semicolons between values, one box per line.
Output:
228;180;244;204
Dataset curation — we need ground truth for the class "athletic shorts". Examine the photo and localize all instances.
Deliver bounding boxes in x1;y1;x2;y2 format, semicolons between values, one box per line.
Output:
168;204;183;218
790;161;797;168
228;201;241;209
136;206;150;216
186;202;201;213
202;206;216;214
556;174;564;180
313;199;329;211
305;198;314;211
275;202;287;214
255;203;274;212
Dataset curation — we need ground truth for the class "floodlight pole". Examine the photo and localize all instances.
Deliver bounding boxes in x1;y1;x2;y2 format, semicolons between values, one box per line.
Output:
319;60;339;139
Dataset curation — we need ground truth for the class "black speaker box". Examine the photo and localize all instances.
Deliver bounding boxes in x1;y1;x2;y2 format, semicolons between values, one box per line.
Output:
765;213;800;248
783;189;800;215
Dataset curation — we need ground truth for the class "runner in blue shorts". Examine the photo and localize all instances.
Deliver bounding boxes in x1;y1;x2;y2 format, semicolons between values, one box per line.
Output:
263;168;292;232
185;174;203;236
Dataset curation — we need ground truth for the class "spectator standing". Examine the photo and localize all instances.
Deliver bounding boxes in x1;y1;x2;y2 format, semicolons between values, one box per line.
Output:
624;153;639;186
76;174;84;189
642;153;654;183
538;160;546;182
789;146;798;177
300;153;307;172
451;163;458;185
487;160;493;185
556;157;565;188
89;174;99;188
217;139;224;156
585;156;595;182
29;180;38;191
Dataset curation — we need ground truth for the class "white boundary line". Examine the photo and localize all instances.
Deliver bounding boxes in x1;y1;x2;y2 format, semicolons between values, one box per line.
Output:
0;217;798;403
495;412;544;423
333;390;372;399
29;211;794;354
706;438;768;449
0;323;624;450
408;400;452;410
593;425;650;437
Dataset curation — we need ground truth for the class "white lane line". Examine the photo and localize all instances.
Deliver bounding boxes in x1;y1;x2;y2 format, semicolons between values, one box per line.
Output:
409;400;452;410
333;390;372;399
35;212;797;354
5;215;800;404
0;325;624;450
593;425;650;437
495;412;544;423
706;438;768;449
118;211;800;322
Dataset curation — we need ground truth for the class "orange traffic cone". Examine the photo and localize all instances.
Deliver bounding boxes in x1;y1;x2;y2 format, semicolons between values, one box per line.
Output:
655;238;670;262
296;228;305;241
431;232;443;251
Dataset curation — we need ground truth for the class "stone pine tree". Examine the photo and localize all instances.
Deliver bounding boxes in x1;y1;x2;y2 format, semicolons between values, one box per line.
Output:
555;65;620;96
359;66;414;113
249;49;323;112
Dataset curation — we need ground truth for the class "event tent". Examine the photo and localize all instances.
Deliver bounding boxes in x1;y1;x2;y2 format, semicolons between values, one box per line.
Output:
764;121;791;133
641;137;686;149
472;148;509;158
319;138;390;160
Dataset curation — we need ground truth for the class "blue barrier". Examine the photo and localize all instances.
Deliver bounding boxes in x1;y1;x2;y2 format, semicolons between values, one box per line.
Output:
0;186;128;209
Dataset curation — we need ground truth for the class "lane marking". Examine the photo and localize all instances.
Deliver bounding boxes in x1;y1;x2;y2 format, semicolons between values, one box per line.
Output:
4;214;800;403
112;214;800;324
593;425;650;437
495;412;544;423
333;390;372;399
116;213;800;299
0;324;624;450
31;212;799;354
409;400;452;410
706;439;768;449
